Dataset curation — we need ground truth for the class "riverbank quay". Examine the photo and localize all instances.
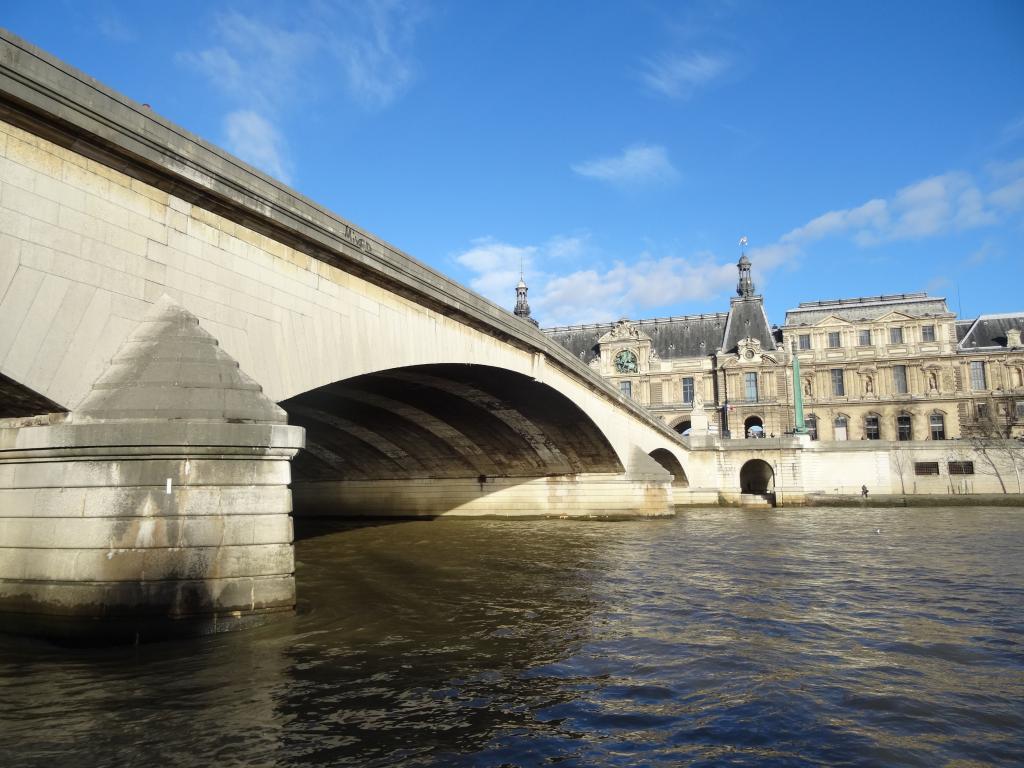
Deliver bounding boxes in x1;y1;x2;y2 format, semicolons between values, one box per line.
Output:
672;492;1024;508
801;493;1024;508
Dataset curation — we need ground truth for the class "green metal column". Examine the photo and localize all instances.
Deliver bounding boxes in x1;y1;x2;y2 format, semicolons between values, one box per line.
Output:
792;340;806;434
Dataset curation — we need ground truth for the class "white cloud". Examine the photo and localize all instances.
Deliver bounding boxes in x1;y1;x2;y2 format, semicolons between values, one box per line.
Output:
180;4;421;111
745;163;1023;281
640;52;729;99
572;144;679;185
179;12;315;114
777;171;1006;254
97;14;135;43
453;235;739;326
967;241;999;266
319;0;423;108
781;199;888;245
224;110;292;183
990;177;1024;211
536;256;737;326
455;237;536;274
455;237;537;300
178;2;426;184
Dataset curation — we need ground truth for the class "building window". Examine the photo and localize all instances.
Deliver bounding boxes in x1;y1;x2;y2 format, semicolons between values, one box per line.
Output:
930;413;946;440
827;331;841;348
976;402;989;420
865;415;880;440
890;327;904;344
948;461;974;475
619;381;632;398
1015;401;1024;421
897;414;912;441
681;377;694;404
914;462;940;476
834;416;848;441
798;334;811;350
858;330;872;346
970;361;987;390
922;325;936;342
806;415;818;440
831;368;845;396
744;372;758;402
893;365;908;394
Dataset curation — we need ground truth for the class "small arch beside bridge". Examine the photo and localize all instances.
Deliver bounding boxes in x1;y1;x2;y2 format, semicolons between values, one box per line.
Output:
648;448;689;488
739;459;775;494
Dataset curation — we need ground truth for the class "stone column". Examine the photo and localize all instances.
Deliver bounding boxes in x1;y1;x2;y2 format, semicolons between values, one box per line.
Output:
0;296;304;641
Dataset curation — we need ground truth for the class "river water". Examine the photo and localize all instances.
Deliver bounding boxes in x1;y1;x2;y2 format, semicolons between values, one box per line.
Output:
1;506;1023;767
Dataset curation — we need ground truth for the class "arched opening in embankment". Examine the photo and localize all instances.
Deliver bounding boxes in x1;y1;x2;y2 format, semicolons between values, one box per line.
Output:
648;448;689;487
739;459;774;494
279;364;628;518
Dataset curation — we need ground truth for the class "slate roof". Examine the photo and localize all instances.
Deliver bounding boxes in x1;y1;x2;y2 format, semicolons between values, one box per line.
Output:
543;312;729;363
721;297;777;354
783;293;951;326
957;313;1024;350
955;320;974;344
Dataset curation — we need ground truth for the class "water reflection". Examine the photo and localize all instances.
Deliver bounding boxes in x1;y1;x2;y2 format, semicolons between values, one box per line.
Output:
1;508;1022;767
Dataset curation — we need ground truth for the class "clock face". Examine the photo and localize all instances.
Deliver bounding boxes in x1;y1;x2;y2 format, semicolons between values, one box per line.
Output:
744;349;755;359
614;349;638;373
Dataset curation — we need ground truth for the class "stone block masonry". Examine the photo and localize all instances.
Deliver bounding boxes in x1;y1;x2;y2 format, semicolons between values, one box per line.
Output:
0;297;304;640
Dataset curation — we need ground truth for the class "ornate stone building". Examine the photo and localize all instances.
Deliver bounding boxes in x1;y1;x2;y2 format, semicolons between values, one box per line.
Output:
782;293;959;441
954;313;1024;438
538;255;1024;443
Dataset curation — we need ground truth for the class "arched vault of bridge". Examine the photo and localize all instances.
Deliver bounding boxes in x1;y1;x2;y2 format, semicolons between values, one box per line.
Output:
280;364;627;481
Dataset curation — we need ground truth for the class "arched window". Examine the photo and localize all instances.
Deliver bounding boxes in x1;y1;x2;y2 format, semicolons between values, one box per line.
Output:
930;412;946;440
897;413;912;441
834;415;848;441
864;413;881;440
806;414;818;440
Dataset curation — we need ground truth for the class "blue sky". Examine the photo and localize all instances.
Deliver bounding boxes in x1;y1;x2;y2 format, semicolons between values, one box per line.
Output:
4;1;1024;326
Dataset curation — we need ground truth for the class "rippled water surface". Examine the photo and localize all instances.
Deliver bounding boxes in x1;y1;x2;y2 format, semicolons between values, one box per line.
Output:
2;506;1024;767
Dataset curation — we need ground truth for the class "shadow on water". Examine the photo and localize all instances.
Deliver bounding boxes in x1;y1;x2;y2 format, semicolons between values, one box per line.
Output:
292;516;431;542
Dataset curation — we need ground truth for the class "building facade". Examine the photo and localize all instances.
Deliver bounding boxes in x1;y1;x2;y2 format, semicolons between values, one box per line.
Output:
536;256;1024;444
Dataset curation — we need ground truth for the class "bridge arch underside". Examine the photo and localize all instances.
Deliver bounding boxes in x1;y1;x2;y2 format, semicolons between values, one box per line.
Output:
281;364;668;518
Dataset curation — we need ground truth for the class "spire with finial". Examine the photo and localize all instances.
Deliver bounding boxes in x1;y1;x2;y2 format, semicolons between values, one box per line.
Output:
513;256;538;326
736;236;754;297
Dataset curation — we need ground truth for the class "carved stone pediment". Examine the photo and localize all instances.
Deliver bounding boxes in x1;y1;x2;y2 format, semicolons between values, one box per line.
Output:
598;319;653;376
736;337;763;364
598;319;651;344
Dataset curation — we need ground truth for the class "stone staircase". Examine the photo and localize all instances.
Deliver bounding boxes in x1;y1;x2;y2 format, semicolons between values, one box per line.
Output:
738;493;776;508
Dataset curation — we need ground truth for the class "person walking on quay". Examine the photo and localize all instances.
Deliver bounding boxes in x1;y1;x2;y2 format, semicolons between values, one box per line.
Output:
861;485;869;498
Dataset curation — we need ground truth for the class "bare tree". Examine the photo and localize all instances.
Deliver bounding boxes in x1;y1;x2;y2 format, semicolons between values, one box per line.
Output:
891;446;911;495
960;395;1023;494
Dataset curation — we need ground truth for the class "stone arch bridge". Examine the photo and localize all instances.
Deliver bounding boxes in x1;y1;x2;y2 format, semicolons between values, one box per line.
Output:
0;32;706;635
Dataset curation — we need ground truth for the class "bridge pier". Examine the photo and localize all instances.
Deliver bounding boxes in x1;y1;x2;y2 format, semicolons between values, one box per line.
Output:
0;297;304;641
